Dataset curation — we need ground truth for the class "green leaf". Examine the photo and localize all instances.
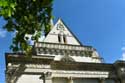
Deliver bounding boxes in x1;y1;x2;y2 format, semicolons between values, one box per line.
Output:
0;0;53;54
33;0;36;2
24;16;28;21
0;1;2;6
0;10;5;15
2;1;8;7
8;8;12;17
10;3;16;10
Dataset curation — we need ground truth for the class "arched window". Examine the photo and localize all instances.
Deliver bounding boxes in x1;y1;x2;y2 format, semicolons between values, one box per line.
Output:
58;34;61;43
63;34;67;44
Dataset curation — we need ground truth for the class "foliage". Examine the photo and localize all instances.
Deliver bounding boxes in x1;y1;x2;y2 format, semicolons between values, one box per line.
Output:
0;0;53;53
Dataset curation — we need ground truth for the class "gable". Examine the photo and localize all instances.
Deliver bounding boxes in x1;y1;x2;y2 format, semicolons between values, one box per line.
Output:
42;19;82;45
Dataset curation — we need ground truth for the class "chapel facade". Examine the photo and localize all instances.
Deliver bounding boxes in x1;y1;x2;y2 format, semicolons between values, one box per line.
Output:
5;19;125;83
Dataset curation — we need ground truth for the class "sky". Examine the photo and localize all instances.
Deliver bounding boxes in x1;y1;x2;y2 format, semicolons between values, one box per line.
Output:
0;0;125;82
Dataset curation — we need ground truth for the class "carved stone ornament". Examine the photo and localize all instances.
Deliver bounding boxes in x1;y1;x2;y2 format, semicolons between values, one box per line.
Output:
61;54;75;62
57;23;65;31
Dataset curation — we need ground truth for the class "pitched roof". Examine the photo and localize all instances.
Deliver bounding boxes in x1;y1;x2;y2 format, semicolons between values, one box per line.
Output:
43;18;83;46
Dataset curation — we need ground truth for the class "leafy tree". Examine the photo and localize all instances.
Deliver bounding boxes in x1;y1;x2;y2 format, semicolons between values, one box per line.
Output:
0;0;53;54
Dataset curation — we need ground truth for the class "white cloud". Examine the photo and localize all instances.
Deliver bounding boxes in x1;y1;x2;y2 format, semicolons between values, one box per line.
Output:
0;29;7;38
122;52;125;60
122;47;125;60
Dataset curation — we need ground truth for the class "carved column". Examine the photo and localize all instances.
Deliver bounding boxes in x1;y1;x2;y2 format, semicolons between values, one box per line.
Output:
68;77;73;83
46;78;52;83
99;78;105;83
42;72;52;83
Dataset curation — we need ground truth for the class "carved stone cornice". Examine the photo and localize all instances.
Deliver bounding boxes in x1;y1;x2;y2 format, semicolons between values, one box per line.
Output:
51;61;114;71
5;53;53;64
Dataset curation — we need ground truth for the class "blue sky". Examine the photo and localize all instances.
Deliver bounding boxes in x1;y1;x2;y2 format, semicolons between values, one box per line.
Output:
0;0;125;82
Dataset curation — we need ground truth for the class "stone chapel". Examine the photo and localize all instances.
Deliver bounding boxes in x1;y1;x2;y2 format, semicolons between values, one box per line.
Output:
5;19;125;83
